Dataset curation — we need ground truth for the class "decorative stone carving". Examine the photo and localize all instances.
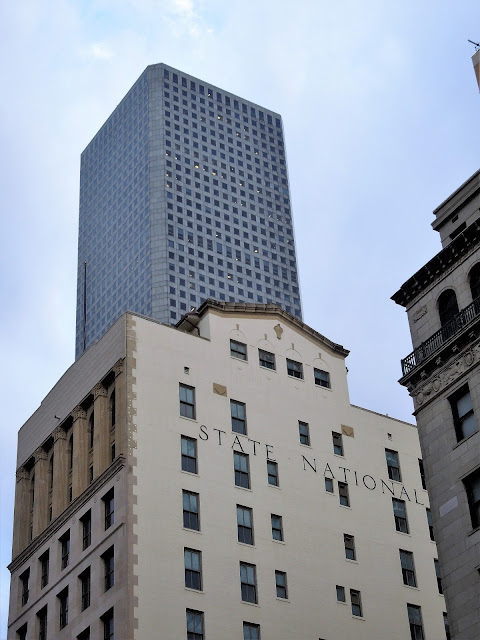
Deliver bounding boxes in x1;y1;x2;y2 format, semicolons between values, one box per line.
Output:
53;426;67;441
274;324;283;340
34;447;48;462
93;383;108;399
113;359;124;377
412;305;428;323
16;468;29;482
72;406;87;421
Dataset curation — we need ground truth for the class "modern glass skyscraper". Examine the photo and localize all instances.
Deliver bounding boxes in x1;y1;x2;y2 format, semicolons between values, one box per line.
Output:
76;63;302;358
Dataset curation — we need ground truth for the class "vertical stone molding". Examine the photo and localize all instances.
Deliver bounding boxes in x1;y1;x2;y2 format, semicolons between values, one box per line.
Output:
32;448;49;539
52;427;69;519
12;468;30;557
114;360;126;457
72;406;88;500
93;383;109;477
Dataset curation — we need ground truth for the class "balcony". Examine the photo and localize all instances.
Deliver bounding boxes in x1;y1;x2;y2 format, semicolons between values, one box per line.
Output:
401;297;480;376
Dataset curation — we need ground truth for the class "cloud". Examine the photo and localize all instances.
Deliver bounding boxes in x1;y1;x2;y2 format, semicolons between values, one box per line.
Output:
89;43;114;59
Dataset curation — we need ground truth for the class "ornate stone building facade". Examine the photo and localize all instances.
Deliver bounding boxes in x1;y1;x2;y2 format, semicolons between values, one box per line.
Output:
393;169;480;639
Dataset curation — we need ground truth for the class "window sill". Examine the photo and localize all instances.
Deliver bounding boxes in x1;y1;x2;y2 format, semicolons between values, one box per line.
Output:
467;525;480;537
299;443;311;449
337;600;347;605
287;375;304;382
276;597;289;602
395;530;411;536
182;527;202;535
185;587;204;594
237;541;255;548
241;601;259;607
181;470;199;477
234;485;252;492
345;558;358;564
268;484;281;490
325;490;335;496
231;355;248;363
179;415;197;423
402;584;419;590
352;616;365;621
259;365;277;373
315;384;332;392
333;453;345;459
339;504;351;510
453;431;479;449
272;539;285;545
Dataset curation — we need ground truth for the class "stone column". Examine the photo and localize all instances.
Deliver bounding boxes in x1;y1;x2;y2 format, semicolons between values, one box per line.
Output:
93;383;109;477
72;406;88;500
12;468;31;557
114;359;126;457
52;427;69;519
32;448;49;538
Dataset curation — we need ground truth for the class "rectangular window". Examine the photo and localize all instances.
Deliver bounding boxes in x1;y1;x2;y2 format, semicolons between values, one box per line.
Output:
58;587;69;629
267;460;279;486
434;558;443;594
186;609;204;640
81;510;91;550
101;608;114;640
286;358;303;379
336;585;346;602
181;436;198;473
234;452;250;489
426;507;435;540
243;622;260;640
418;459;426;490
231;400;247;434
60;530;70;569
275;570;287;598
180;383;196;419
332;432;344;456
386;449;402;482
400;550;417;587
102;546;114;591
338;482;350;507
392;498;409;533
240;562;257;603
230;339;247;360
237;505;254;544
37;606;47;640
77;628;90;640
325;477;334;493
259;349;275;370
20;569;29;606
407;604;424;640
464;467;480;528
344;534;356;560
185;548;202;590
271;514;284;541
298;421;310;446
450;385;477;441
444;612;451;640
16;623;27;640
350;589;362;617
314;368;330;388
183;490;200;530
103;488;114;530
39;551;49;589
79;567;91;611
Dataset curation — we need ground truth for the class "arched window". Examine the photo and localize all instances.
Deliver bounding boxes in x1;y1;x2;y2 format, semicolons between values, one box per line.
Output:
88;411;94;450
68;435;73;472
29;473;35;541
110;389;116;428
469;263;480;302
438;289;459;327
49;454;54;491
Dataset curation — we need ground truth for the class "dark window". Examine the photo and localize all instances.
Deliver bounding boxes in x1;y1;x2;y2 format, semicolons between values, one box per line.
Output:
16;623;27;640
407;604;424;640
183;490;200;530
230;339;247;360
103;546;114;591
37;606;47;640
465;467;480;528
185;548;202;590
400;550;417;587
434;558;443;594
426;508;435;540
438;289;459;327
386;449;402;482
237;505;254;544
344;534;356;560
298;421;310;445
79;567;91;611
243;622;260;639
77;628;90;640
88;411;95;450
81;510;92;550
259;349;275;369
393;498;409;533
314;368;330;388
110;389;116;427
231;400;247;434
240;562;257;603
418;459;426;490
469;263;480;301
275;570;287;598
450;386;477;441
443;612;451;640
20;569;29;606
338;482;350;507
180;384;196;419
103;488;114;530
101;608;114;640
336;585;345;602
181;436;198;473
267;460;279;486
333;432;344;456
186;609;204;640
271;514;283;541
350;589;362;617
286;358;303;379
39;551;49;589
58;587;69;629
325;477;334;493
234;452;250;488
60;530;70;569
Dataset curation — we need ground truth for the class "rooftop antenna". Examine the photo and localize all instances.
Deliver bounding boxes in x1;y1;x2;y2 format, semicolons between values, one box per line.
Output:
468;39;480;51
470;40;480;93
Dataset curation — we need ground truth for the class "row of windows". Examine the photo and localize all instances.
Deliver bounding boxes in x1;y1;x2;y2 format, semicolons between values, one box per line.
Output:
187;610;261;640
17;607;114;640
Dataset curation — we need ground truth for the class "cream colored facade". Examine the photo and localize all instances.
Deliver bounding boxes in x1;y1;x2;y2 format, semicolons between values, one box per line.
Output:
9;303;447;639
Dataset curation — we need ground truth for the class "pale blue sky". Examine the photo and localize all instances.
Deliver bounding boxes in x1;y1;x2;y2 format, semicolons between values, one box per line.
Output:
1;1;479;633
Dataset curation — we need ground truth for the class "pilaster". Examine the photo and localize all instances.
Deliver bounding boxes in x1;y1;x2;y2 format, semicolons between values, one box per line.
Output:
93;383;110;477
72;406;88;499
114;359;126;457
52;427;69;518
12;468;30;558
32;448;49;538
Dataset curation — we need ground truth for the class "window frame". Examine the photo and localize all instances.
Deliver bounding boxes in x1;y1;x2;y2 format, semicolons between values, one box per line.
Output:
450;385;478;441
60;530;70;570
298;421;310;446
336;585;346;602
81;510;92;550
344;533;356;561
385;449;402;482
101;608;114;640
186;608;204;640
181;435;198;474
103;488;114;530
434;558;443;594
180;383;196;420
231;399;247;435
286;358;303;379
234;451;250;489
102;546;115;592
271;513;284;541
407;604;424;640
332;431;344;456
19;569;29;606
267;460;279;486
243;621;261;640
184;548;202;590
79;567;91;611
325;477;334;493
338;481;350;507
258;349;276;370
39;550;49;589
58;586;69;630
37;606;47;640
183;490;200;530
426;508;435;541
392;498;409;534
314;368;330;388
237;505;254;545
350;589;363;617
400;549;417;587
275;570;288;599
240;562;258;603
230;339;248;361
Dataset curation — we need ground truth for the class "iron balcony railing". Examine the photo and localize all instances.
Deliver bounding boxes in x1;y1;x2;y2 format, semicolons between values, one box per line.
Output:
401;297;480;376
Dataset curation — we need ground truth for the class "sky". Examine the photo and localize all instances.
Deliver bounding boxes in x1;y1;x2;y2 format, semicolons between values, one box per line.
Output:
0;0;479;633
